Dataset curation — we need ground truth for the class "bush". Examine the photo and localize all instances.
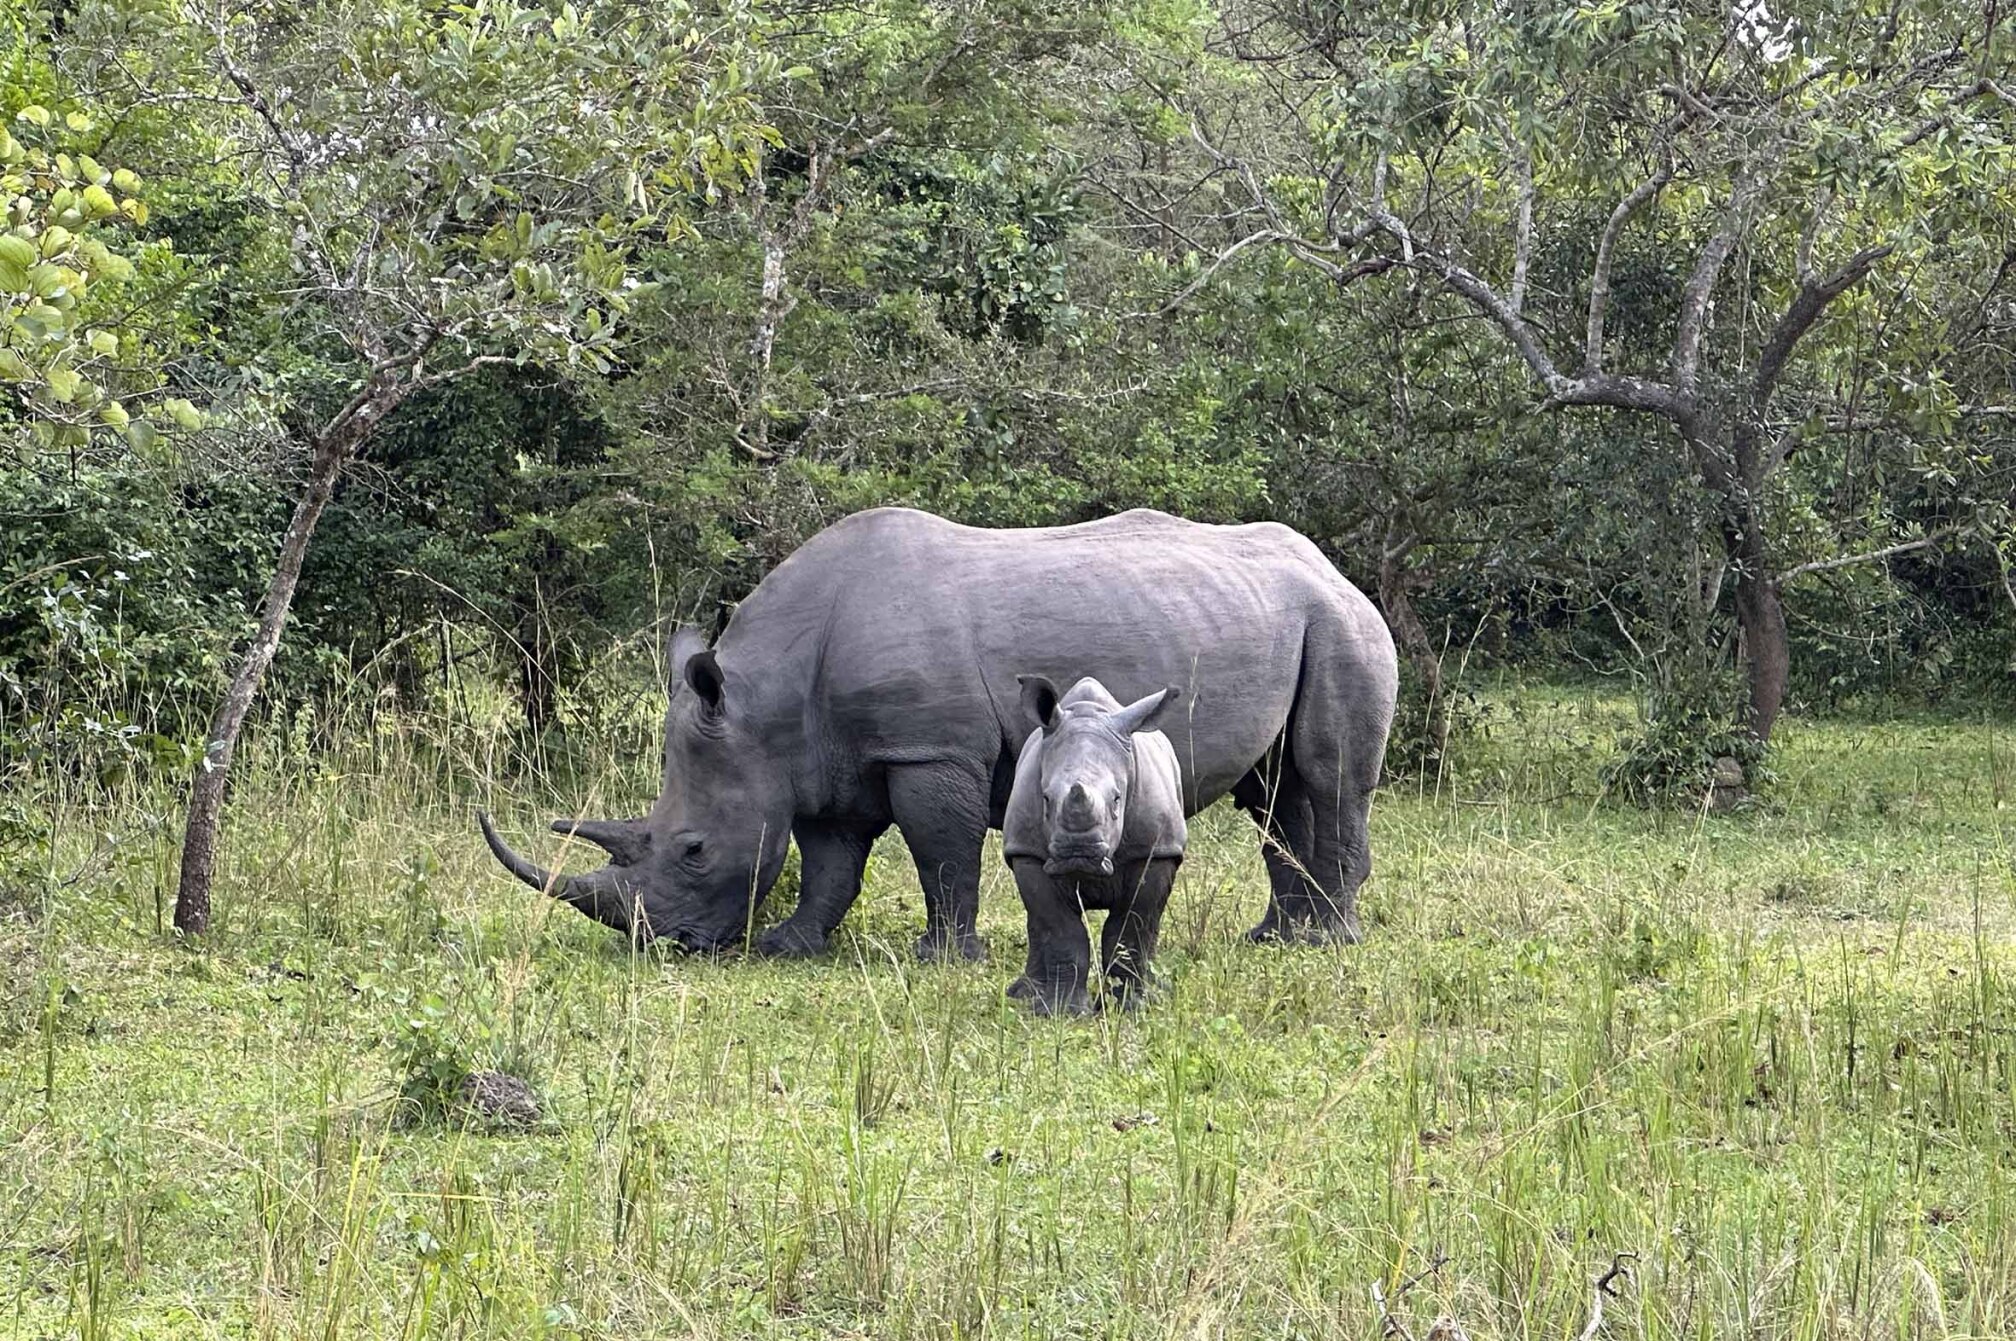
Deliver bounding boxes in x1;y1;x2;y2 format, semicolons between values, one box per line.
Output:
1601;682;1769;807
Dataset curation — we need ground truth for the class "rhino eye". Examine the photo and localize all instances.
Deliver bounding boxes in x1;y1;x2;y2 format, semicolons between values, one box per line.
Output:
682;837;705;859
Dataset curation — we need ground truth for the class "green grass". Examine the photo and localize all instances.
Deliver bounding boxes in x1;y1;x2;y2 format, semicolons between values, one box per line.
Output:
6;682;2016;1339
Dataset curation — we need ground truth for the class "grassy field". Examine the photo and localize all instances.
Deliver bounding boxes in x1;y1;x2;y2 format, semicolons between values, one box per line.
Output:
6;683;2016;1339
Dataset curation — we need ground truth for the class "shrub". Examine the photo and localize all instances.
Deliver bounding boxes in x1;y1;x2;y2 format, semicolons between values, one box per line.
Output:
1601;681;1769;807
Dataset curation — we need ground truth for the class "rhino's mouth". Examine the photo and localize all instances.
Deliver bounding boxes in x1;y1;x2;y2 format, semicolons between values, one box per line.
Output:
1044;845;1115;879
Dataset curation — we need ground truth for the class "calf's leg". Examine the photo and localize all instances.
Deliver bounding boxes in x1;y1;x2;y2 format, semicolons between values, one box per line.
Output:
1007;859;1093;1015
1102;857;1178;1008
889;762;990;962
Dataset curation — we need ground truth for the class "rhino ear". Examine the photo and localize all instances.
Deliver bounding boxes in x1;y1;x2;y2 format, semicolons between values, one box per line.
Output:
668;625;710;690
1016;674;1062;736
1109;686;1181;739
684;649;725;714
669;625;724;714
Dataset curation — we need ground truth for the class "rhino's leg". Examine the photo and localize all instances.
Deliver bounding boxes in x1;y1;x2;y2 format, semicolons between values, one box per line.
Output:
889;762;990;962
1008;859;1092;1015
1101;857;1177;1009
755;819;886;958
1232;763;1326;943
1295;784;1370;944
1279;697;1385;945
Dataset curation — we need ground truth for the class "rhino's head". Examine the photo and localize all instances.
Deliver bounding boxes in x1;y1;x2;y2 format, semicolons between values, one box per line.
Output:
1018;675;1180;879
481;628;794;951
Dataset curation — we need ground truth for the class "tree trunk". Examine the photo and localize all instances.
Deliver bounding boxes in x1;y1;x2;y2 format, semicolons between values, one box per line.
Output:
1378;529;1449;765
1714;421;1791;746
174;387;399;933
1731;541;1790;742
516;600;557;737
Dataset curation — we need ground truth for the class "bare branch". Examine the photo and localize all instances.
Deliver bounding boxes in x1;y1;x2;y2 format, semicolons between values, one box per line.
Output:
1671;175;1762;389
1779;527;1959;580
1899;76;2009;150
1794;190;1832;284
1585;168;1672;373
1508;144;1535;318
1371;1281;1414;1341
1135;229;1305;317
1753;241;1895;417
1367;208;1570;396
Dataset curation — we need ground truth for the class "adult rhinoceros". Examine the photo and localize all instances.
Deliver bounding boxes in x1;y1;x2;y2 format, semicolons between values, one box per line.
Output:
480;507;1397;959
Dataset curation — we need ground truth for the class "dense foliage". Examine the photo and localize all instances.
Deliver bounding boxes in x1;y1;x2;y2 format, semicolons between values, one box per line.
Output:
4;0;2012;803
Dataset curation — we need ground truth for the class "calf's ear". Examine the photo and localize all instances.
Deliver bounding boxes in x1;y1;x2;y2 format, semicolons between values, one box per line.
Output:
1016;674;1063;735
1110;686;1181;738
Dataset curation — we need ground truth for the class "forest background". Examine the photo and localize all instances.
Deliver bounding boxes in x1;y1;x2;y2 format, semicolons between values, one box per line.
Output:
4;0;2014;861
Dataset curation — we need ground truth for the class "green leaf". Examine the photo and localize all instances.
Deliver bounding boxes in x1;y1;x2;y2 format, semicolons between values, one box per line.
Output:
165;397;203;430
16;106;50;127
45;367;82;403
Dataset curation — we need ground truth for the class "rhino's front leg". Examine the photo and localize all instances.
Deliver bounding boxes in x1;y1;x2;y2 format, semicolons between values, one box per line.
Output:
888;762;989;962
1102;857;1178;1009
1007;859;1092;1015
756;820;885;958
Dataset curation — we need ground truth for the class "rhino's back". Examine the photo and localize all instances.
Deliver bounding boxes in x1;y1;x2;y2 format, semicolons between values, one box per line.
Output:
729;507;1387;809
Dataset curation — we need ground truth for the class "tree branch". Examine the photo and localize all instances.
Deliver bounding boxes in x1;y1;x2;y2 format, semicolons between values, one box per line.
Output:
1671;174;1762;389
1585;168;1671;373
1508;144;1535;318
1752;242;1894;420
1366;208;1571;396
1779;527;1959;580
1136;228;1305;317
1577;1254;1636;1341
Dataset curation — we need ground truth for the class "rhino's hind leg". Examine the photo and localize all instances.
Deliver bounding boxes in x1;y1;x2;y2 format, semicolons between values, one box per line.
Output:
756;819;887;958
889;762;990;962
1291;784;1369;944
1234;763;1330;943
1236;759;1368;946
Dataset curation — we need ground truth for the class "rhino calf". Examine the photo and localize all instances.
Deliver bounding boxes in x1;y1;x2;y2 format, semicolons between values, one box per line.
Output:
1002;675;1187;1014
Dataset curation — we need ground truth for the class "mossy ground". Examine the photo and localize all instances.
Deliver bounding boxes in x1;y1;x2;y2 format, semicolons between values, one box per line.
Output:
6;683;2016;1338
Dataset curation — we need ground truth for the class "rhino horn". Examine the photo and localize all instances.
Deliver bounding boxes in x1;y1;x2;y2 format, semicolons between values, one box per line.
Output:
480;812;640;935
481;811;571;897
1061;782;1098;830
549;817;651;866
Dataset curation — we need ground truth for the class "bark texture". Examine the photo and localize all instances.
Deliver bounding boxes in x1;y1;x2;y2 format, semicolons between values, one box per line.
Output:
174;386;402;932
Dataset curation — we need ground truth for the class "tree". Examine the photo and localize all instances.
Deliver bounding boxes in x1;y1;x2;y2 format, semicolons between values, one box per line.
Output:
591;0;1268;597
0;97;185;449
1107;0;2016;747
55;0;776;932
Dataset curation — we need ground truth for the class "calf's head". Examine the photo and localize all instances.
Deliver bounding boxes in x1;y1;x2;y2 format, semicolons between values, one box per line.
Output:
1018;675;1181;879
480;627;793;951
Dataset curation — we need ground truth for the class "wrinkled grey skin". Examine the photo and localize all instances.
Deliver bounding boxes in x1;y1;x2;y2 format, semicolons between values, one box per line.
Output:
480;506;1397;958
1002;676;1186;1014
